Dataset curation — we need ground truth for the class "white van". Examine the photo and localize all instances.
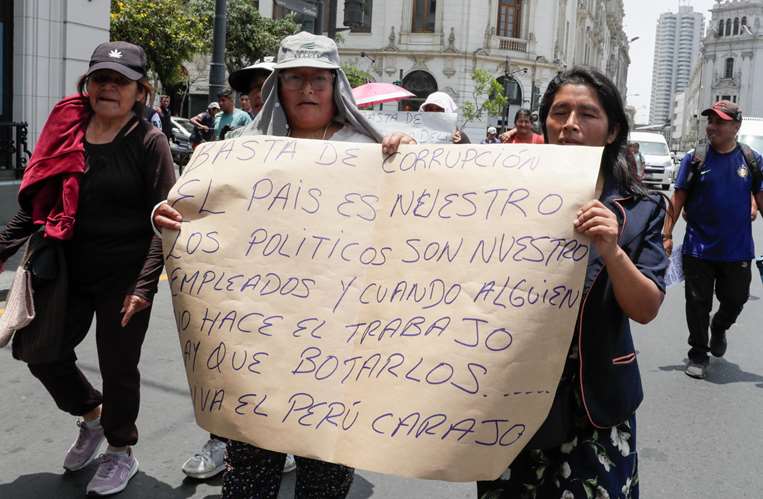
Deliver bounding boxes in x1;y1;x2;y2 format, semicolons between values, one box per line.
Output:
737;116;763;153
629;131;675;190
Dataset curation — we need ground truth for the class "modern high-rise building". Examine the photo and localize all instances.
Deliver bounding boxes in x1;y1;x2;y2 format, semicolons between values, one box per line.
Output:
649;4;704;126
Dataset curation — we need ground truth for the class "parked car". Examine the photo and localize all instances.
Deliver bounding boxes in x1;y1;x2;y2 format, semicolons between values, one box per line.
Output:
170;117;193;172
629;131;675;190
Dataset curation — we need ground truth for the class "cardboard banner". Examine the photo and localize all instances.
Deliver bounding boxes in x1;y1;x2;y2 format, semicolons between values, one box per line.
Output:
360;110;457;144
163;137;602;482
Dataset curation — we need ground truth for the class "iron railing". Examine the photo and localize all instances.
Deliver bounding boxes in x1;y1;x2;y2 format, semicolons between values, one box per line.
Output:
0;121;32;180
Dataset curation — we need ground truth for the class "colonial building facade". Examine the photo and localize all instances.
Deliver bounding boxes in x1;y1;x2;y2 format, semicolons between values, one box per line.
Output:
260;0;632;135
1;0;109;223
673;1;763;150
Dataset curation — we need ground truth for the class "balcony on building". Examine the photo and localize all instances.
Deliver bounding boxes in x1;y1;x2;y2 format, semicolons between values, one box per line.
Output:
489;0;528;55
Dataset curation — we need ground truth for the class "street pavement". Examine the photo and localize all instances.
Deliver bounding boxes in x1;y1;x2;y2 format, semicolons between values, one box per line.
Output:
1;217;762;498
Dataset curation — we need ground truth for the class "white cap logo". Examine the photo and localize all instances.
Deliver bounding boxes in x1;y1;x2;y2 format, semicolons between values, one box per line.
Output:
108;49;123;59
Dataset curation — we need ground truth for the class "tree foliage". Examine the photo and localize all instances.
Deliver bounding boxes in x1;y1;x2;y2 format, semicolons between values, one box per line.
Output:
461;68;508;127
110;0;207;88
190;0;299;74
341;64;373;88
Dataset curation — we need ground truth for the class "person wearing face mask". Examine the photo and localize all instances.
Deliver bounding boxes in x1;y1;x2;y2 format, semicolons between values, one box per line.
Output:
152;31;414;499
476;67;668;499
0;41;175;496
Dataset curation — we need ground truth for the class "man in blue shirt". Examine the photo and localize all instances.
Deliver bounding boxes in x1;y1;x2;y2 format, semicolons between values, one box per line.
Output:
214;87;252;140
664;100;763;379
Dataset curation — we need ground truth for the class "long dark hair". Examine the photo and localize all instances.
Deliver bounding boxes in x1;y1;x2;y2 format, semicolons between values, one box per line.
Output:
539;66;648;197
514;108;532;124
77;73;153;118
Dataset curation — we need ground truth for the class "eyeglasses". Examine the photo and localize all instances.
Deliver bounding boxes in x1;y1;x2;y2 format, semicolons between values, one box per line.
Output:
279;72;335;91
89;72;132;86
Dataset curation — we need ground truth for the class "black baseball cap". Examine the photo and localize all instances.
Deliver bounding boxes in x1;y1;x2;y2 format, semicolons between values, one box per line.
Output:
86;41;147;81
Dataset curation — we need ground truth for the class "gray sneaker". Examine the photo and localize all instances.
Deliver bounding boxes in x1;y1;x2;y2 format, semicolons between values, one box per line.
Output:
685;360;708;379
182;438;227;479
283;454;296;473
63;420;106;472
86;449;139;496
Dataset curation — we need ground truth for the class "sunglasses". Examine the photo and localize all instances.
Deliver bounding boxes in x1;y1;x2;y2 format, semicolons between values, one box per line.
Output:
89;72;133;86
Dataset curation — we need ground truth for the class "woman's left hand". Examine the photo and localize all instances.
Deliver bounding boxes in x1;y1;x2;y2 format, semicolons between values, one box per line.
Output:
121;294;151;327
382;132;417;155
574;200;620;259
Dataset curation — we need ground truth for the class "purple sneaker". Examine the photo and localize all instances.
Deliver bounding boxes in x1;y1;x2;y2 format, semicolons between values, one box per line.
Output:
86;449;139;496
63;420;106;471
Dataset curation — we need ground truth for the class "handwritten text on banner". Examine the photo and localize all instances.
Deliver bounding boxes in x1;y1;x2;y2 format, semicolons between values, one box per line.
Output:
163;137;602;481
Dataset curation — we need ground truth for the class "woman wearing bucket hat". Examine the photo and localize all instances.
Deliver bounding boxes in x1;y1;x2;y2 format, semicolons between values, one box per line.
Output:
0;41;175;496
228;57;277;117
153;31;414;499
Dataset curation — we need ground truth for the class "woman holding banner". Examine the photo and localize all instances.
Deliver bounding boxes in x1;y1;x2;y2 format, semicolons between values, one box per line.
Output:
476;67;668;498
153;31;414;499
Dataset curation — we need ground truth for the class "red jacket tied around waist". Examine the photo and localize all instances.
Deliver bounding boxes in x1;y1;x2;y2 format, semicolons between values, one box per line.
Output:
18;95;90;240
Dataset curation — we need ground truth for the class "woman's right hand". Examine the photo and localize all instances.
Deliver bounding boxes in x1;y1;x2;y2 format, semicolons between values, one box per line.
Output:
499;129;517;143
154;202;183;231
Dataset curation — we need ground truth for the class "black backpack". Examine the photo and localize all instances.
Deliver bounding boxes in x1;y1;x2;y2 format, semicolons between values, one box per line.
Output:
685;142;763;199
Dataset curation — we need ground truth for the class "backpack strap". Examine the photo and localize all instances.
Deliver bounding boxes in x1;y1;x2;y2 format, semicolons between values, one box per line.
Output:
739;143;763;193
684;143;707;195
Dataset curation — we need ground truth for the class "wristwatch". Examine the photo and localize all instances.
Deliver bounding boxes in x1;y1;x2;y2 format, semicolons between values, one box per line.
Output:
662;234;672;241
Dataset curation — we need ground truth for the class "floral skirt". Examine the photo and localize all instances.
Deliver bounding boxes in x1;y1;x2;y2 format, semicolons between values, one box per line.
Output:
477;415;638;499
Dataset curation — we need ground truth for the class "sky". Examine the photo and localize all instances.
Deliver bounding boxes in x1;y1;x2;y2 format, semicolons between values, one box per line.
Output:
624;0;718;123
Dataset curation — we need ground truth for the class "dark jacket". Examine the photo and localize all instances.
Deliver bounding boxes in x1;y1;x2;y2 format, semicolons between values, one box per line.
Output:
576;190;668;429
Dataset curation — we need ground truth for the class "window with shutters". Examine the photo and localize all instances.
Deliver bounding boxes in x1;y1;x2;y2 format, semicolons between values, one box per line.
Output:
353;0;373;33
496;0;522;38
412;0;436;33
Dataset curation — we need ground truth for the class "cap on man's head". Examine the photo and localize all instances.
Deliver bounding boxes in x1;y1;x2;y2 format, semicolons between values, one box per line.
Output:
487;126;497;134
87;41;147;80
701;100;742;122
275;31;341;70
207;102;221;110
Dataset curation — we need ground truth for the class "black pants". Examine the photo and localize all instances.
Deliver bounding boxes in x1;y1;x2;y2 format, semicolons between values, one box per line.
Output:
222;440;353;499
27;289;151;447
683;255;751;363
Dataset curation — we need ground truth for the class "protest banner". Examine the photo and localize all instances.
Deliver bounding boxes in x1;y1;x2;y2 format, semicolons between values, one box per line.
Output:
360;110;457;144
163;137;602;481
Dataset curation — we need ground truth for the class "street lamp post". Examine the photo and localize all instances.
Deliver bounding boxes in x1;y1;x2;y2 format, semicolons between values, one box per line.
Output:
208;0;227;103
503;56;511;130
530;55;542;112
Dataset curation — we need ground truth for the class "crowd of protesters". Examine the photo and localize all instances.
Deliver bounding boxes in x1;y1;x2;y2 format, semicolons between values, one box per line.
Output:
0;27;760;499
